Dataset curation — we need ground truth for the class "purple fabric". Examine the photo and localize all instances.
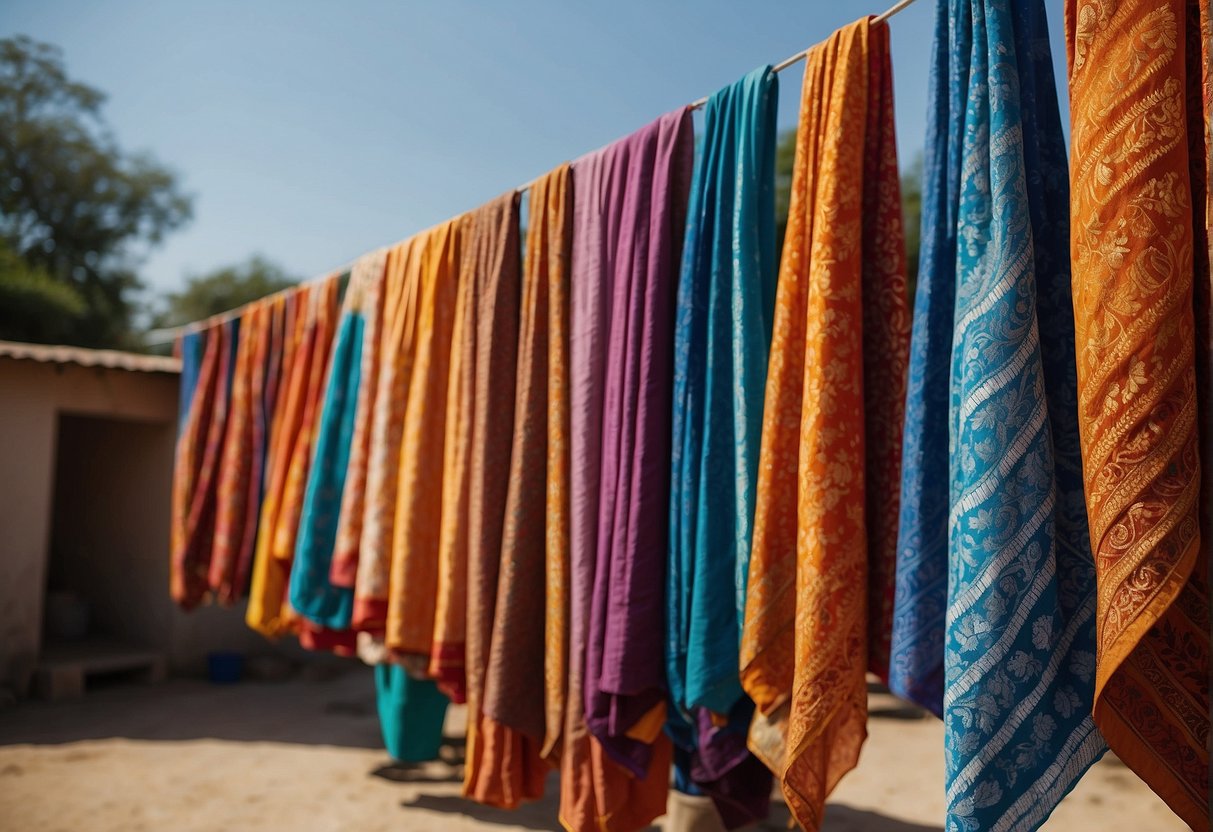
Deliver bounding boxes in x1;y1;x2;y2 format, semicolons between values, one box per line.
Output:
570;108;693;778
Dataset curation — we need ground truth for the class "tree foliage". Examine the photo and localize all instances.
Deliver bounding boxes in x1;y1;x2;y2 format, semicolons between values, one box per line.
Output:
153;256;297;329
0;35;192;347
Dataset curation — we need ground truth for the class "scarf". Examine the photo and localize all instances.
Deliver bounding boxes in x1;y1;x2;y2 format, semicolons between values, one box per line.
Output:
352;240;424;639
739;17;909;831
290;252;387;632
478;167;574;781
561;114;689;832
1066;1;1211;826
665;65;778;829
892;2;1108;829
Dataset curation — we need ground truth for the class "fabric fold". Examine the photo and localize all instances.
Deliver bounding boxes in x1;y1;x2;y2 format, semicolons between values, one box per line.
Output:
1065;0;1210;826
739;17;909;831
891;2;1108;829
666;64;778;829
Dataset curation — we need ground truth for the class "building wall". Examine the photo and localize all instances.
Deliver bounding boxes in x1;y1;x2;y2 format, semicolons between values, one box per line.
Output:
0;358;277;692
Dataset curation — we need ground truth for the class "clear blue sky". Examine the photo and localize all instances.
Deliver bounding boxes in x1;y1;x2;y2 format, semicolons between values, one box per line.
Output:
3;0;1069;299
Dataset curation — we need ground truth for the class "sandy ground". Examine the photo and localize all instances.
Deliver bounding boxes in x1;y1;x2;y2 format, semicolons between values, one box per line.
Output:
0;666;1187;832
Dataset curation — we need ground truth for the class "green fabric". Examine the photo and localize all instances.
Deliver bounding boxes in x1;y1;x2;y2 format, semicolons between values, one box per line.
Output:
374;664;449;763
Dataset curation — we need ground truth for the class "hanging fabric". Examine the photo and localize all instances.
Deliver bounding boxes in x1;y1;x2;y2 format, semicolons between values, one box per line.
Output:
1065;0;1211;826
457;192;548;809
561;113;687;832
891;1;1108;829
375;663;451;764
171;315;238;609
329;251;390;592
740;16;909;831
478;166;574;778
290;251;387;633
666;64;777;829
384;218;465;662
246;276;340;637
352;239;423;640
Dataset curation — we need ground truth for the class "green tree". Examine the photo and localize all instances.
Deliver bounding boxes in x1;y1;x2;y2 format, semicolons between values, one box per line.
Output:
0;35;192;347
773;129;922;302
153;256;298;328
0;238;86;343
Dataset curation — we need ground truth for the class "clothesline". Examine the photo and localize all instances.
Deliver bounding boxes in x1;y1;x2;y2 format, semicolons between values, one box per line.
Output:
167;0;920;338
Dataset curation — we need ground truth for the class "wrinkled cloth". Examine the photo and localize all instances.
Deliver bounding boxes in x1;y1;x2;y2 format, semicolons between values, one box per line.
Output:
1066;1;1211;827
739;18;909;831
246;276;340;637
375;663;450;763
458;193;548;809
171;316;239;609
889;2;1107;830
562;114;686;832
352;240;424;638
665;64;777;829
480;167;574;769
290;252;387;632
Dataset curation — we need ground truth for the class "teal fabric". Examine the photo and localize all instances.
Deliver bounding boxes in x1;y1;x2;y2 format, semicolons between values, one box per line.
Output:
289;309;363;629
375;664;449;763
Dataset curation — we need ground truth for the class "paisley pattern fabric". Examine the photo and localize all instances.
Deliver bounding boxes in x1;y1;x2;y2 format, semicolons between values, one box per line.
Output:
352;240;424;638
561;119;677;832
1066;1;1211;826
739;18;909;832
290;252;386;632
666;65;777;829
890;2;1107;830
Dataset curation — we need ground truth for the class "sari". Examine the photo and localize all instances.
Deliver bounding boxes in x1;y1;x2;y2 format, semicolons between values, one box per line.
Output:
1066;1;1211;826
892;2;1106;829
666;65;778;829
290;252;387;632
739;18;909;831
479;167;574;776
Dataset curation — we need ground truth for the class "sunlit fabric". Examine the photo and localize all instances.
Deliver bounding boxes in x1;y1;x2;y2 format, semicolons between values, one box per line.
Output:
739;17;909;831
479;167;574;784
246;276;340;637
171;315;238;609
385;218;465;661
290;252;386;632
561;115;684;832
351;240;423;641
891;2;1107;829
1065;1;1210;826
453;193;548;809
375;663;450;763
665;64;777;829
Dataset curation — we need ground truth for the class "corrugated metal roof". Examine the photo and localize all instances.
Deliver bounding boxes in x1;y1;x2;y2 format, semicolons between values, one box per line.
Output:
0;340;181;374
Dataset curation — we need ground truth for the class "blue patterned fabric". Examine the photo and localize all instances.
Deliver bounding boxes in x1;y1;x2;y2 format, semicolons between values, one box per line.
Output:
177;329;205;431
665;65;777;827
289;307;364;630
890;2;1106;830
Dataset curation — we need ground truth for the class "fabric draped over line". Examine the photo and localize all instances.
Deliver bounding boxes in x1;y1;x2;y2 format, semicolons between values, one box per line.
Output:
246;276;341;638
458;193;550;810
289;251;388;647
352;240;424;643
561;112;689;832
665;65;777;830
739;18;909;832
479;166;573;773
1065;1;1211;827
891;1;1107;830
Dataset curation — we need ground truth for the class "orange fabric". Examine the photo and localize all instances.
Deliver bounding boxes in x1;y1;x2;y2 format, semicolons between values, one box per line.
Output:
352;240;424;636
246;277;340;637
739;17;908;831
1066;2;1211;827
385;218;465;656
